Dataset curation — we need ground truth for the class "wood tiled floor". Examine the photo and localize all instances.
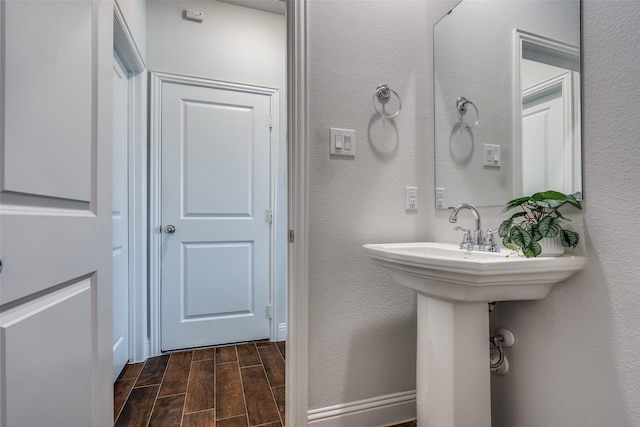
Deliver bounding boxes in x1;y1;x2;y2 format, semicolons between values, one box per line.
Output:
115;340;416;427
114;341;286;427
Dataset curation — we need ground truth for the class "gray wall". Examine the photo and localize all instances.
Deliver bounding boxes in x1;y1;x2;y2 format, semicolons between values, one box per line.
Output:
306;0;640;424
487;1;640;425
306;0;433;409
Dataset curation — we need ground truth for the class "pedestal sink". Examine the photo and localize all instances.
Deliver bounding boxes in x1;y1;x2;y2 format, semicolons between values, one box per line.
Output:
363;242;585;427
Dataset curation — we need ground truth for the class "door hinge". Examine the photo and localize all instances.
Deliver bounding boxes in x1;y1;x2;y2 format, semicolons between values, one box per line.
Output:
289;229;295;243
266;209;273;224
265;305;273;319
267;115;273;129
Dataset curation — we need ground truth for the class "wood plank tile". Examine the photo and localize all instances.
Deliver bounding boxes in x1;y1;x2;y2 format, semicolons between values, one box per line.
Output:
389;422;417;427
184;360;215;413
182;409;216;427
148;394;185;427
117;362;144;380
135;354;170;387
237;343;261;367
240;366;280;426
115;385;159;427
191;358;215;376
276;341;285;360
216;345;238;364
272;385;285;423
255;340;271;347
193;347;216;361
114;378;136;420
257;344;285;388
159;351;193;397
259;423;282;427
216;362;246;419
216;415;249;427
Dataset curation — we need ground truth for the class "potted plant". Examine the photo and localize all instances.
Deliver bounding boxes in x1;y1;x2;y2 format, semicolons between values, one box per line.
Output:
498;190;582;257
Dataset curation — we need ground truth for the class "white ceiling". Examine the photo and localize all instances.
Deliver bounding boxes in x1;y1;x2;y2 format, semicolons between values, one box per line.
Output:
218;0;285;16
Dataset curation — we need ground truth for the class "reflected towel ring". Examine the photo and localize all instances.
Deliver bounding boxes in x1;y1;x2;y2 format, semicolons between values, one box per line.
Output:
373;84;402;119
456;96;479;126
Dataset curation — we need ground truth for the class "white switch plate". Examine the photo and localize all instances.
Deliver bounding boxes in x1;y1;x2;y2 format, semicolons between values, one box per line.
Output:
483;144;501;167
406;187;418;210
330;128;356;157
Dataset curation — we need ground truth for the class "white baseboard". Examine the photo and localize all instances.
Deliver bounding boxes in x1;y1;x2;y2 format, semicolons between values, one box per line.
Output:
277;322;287;341
308;390;416;427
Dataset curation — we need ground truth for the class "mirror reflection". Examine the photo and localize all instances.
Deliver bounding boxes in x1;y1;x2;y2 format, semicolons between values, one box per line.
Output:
434;0;582;209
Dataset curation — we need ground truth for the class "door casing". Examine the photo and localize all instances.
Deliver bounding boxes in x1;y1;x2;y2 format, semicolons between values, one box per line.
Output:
113;1;148;364
149;71;282;356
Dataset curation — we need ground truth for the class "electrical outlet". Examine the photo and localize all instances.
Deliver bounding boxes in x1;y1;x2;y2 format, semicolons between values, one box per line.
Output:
406;187;418;210
436;187;445;209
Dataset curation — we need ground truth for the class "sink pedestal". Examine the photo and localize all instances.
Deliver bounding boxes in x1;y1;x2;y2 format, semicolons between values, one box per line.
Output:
417;294;490;427
363;242;585;427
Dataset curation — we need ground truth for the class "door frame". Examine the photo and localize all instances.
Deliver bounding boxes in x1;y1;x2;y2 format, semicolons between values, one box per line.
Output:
513;29;581;196
286;0;309;424
113;2;148;364
521;72;575;193
149;71;281;355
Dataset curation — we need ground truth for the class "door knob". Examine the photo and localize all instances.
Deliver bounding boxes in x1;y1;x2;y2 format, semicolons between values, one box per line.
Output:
165;225;176;234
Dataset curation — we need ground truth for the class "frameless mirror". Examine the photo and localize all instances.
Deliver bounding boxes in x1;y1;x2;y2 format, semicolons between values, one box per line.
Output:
434;0;582;209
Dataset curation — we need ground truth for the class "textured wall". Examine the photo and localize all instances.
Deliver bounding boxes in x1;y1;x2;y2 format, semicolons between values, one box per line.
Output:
306;0;434;409
479;1;640;425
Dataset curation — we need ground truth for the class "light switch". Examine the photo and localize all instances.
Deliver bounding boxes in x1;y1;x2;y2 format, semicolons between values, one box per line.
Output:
330;128;356;157
483;144;501;167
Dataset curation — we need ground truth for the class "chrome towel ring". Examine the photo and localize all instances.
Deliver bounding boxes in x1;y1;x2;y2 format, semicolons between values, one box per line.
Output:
373;84;402;119
456;96;479;127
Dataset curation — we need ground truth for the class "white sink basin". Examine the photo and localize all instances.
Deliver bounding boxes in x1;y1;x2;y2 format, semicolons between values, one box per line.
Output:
363;242;585;302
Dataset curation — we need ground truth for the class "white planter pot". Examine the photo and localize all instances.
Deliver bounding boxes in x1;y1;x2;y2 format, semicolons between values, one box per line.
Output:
539;236;565;257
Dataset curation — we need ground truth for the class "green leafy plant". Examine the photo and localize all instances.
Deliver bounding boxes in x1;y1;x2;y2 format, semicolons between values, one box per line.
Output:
498;190;582;257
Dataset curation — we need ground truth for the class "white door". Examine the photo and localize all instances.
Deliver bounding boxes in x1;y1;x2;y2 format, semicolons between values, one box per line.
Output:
0;1;113;426
113;52;130;380
160;81;273;351
522;85;565;194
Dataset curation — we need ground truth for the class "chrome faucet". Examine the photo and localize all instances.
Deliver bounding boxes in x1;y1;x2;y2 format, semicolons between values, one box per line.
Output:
449;203;498;252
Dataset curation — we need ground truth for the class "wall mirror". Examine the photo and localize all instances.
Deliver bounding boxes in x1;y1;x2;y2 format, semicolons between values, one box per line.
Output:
434;0;582;209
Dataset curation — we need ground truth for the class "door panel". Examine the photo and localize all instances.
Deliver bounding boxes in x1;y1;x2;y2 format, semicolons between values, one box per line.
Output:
1;279;94;426
522;88;564;194
160;82;272;351
3;1;92;201
0;0;113;425
183;242;253;317
113;53;130;381
183;101;253;216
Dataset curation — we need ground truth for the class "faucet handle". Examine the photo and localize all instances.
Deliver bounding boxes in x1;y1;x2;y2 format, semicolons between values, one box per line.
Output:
454;226;473;250
454;225;470;233
485;228;499;252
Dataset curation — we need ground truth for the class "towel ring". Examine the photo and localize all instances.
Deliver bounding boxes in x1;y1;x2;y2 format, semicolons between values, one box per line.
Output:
456;96;479;126
373;84;402;119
